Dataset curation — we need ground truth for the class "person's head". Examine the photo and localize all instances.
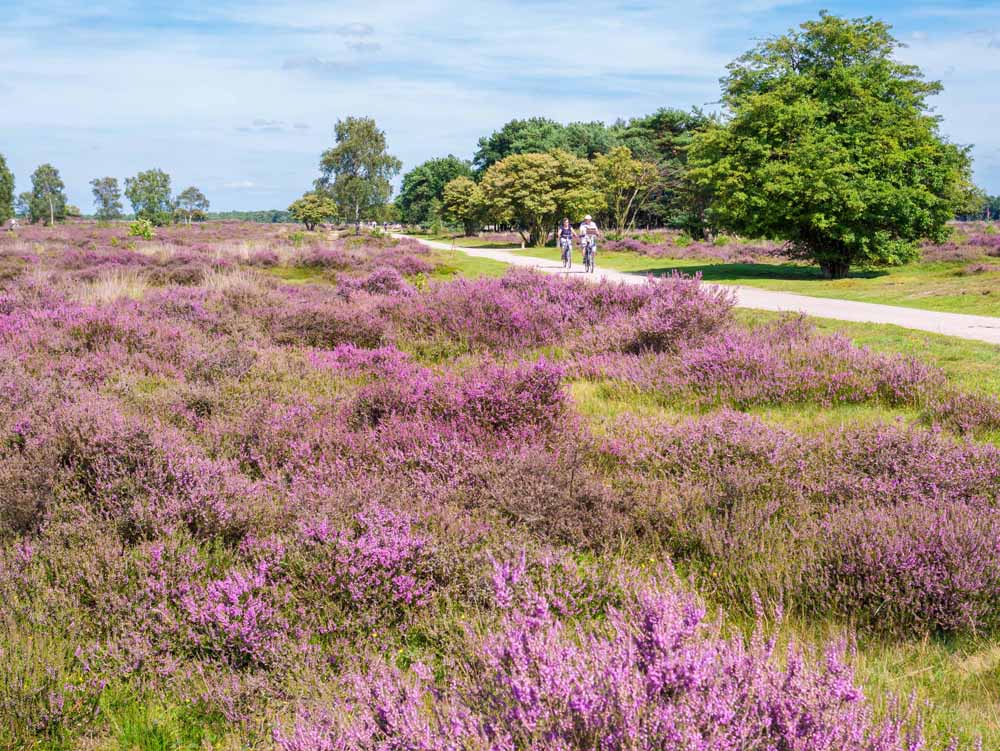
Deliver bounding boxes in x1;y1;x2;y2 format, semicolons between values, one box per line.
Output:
562;217;570;227
584;214;592;222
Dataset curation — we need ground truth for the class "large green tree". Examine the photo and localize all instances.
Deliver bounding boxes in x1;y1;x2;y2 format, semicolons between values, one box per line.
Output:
593;147;659;232
397;155;472;225
317;116;401;233
125;169;173;226
0;154;14;224
442;176;487;236
480;150;603;246
688;13;973;278
175;186;210;224
474;118;569;174
28;164;67;225
473;118;622;175
614;108;713;232
90;177;124;220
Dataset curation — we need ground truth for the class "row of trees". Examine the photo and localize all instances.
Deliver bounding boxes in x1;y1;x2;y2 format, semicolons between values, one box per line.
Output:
436;147;658;246
389;13;982;278
397;109;707;235
0;158;210;226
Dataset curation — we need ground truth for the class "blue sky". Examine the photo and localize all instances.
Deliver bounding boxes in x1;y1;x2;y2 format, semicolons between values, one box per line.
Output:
3;0;1000;211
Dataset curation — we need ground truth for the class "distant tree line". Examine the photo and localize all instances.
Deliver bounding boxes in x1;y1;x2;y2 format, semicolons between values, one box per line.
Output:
206;210;292;223
0;160;211;227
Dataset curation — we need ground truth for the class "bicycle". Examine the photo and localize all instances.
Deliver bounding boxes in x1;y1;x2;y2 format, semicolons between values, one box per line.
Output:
582;237;596;273
559;237;573;269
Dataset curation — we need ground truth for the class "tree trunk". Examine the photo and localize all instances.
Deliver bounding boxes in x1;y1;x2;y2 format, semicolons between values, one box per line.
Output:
819;259;851;279
48;196;54;226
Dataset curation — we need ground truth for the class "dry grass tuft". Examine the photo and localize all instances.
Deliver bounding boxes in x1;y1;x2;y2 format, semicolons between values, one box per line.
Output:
76;271;149;304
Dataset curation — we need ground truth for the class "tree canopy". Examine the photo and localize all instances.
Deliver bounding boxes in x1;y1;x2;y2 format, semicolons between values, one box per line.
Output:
480;150;604;246
473;118;626;175
0;154;14;224
125;169;174;226
317;117;401;232
28;164;67;226
688;13;973;278
397;155;472;225
442;176;486;236
90;177;124;220
593;147;659;232
471;112;712;231
289;192;338;231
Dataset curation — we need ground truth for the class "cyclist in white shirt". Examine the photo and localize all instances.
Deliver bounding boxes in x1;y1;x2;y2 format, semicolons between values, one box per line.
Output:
578;214;601;273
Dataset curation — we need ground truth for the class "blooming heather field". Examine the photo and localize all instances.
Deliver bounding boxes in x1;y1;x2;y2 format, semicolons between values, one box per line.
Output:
1;222;1000;749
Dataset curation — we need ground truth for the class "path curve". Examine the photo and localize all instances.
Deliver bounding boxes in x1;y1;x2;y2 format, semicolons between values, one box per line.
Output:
400;235;1000;346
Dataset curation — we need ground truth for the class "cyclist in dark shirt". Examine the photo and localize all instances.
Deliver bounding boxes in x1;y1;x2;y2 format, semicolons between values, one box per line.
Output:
557;217;577;269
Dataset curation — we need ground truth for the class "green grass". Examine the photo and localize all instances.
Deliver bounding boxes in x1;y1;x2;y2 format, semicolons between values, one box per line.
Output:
493;243;1000;317
97;690;229;751
428;249;509;279
421;232;526;249
266;266;331;284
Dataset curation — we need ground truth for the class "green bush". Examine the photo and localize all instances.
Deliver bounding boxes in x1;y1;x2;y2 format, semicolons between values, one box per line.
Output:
675;234;693;247
128;219;155;240
713;235;732;246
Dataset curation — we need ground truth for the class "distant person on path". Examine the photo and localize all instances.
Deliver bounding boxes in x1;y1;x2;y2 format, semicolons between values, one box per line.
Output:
557;217;577;269
579;214;601;273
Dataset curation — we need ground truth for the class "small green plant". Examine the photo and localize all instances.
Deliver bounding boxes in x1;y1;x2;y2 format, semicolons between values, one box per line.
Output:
675;233;693;247
713;235;732;246
984;224;998;236
110;236;120;247
288;231;306;247
128;218;155;240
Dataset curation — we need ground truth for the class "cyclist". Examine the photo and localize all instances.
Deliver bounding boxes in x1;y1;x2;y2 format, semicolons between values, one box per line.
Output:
579;214;600;273
557;217;576;269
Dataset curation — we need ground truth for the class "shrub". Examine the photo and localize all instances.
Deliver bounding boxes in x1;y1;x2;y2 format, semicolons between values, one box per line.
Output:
128;218;155;240
811;502;1000;635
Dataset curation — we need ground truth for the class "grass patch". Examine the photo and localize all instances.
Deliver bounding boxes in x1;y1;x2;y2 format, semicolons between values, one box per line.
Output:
96;687;231;751
428;250;509;279
423;233;524;250
266;266;332;284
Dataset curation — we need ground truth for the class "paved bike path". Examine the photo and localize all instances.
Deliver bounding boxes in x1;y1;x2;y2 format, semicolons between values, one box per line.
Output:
400;235;1000;346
